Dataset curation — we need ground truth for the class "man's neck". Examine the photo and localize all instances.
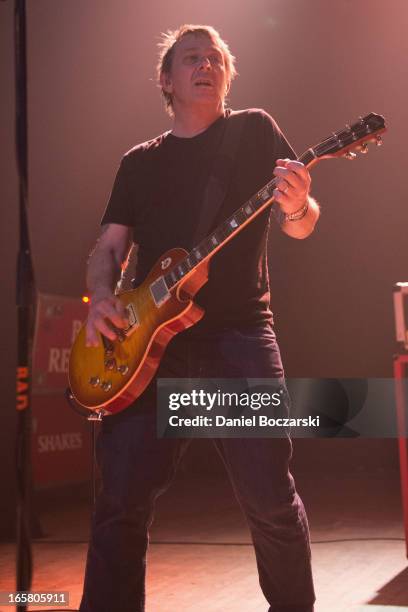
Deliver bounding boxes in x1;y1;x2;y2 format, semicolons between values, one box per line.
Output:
171;104;225;138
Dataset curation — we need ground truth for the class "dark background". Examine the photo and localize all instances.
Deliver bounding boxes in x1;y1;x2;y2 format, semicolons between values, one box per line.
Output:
1;0;407;527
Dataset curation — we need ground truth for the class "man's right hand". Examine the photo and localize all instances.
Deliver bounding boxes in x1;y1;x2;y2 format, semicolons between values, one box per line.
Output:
85;288;129;347
85;223;133;347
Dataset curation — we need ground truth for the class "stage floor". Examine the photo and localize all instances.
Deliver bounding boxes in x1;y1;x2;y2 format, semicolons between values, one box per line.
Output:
1;449;407;611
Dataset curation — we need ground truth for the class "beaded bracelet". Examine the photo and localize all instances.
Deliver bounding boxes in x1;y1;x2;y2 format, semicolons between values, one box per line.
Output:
284;200;309;222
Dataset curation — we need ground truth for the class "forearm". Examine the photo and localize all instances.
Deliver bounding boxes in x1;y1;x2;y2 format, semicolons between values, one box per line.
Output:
84;224;132;345
280;195;320;239
86;245;122;298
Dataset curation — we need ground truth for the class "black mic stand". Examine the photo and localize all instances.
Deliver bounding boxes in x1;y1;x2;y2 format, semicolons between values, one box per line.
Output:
14;1;36;609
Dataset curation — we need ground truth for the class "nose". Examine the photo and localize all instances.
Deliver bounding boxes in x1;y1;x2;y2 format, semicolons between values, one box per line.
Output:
199;56;212;70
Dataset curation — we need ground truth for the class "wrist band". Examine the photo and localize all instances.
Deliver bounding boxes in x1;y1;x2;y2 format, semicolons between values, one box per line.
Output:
284;200;309;222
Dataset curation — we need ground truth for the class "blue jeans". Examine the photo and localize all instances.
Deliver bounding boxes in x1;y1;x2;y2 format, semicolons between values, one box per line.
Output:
80;325;315;612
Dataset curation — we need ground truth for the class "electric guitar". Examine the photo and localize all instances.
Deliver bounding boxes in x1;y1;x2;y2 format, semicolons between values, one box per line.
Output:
68;113;386;415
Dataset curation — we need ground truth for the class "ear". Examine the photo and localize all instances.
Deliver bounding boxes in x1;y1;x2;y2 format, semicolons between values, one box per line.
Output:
160;71;173;94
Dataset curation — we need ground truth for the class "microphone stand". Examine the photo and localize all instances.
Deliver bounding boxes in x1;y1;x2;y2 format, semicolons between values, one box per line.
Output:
14;0;36;609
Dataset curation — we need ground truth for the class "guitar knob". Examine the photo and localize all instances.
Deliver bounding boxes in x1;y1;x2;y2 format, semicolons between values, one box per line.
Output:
360;143;369;154
103;339;114;355
345;151;357;160
100;381;112;392
117;365;129;375
105;358;116;370
117;331;126;343
376;135;383;146
89;376;100;387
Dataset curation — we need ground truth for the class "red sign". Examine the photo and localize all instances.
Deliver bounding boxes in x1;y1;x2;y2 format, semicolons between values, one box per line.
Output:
32;293;88;392
31;394;93;486
32;294;92;487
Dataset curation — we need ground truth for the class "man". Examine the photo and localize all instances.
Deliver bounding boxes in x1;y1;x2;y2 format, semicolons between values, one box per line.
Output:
80;24;319;612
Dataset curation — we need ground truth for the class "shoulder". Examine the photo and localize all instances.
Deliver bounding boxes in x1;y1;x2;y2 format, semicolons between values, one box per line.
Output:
227;107;282;133
227;108;295;160
120;131;170;166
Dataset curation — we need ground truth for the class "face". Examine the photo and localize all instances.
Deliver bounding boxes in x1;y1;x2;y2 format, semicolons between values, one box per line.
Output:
161;33;230;112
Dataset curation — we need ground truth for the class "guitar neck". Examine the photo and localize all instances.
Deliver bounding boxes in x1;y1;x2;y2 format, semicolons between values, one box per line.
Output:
162;111;386;291
162;148;316;291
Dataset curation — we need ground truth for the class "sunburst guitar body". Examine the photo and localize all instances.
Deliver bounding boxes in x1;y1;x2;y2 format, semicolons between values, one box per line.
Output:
68;248;209;415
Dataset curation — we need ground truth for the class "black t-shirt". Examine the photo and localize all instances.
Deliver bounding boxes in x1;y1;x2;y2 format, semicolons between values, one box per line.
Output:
101;108;295;332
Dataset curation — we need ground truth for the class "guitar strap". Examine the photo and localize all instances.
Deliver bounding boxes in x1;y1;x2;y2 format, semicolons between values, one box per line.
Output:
191;110;247;246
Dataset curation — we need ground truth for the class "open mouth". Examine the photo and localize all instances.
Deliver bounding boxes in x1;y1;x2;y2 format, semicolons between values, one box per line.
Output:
195;80;213;88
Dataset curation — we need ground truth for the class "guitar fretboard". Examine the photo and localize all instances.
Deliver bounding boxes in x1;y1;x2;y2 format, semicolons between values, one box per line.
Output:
163;148;316;289
161;111;386;290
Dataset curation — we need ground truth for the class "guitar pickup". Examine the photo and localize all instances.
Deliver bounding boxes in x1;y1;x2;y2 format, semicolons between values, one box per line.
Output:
150;276;171;307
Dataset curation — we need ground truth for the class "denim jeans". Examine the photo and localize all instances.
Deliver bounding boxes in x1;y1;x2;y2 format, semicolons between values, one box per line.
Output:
80;325;315;612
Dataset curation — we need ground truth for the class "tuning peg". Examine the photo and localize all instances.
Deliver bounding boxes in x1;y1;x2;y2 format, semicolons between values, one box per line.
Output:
376;135;383;146
360;143;369;154
345;151;357;160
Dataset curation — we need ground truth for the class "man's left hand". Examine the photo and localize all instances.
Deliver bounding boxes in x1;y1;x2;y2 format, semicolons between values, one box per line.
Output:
273;159;311;214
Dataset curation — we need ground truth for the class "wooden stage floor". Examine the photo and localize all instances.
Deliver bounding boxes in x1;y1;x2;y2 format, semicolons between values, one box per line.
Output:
1;445;408;611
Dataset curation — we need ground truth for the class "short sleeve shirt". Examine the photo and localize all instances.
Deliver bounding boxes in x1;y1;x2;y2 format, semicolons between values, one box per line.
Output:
101;108;295;332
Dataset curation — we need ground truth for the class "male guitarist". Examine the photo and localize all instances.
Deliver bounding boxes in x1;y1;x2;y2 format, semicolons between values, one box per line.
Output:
80;24;320;612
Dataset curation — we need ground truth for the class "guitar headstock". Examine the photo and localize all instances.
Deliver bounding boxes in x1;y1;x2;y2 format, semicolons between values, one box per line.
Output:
312;113;386;161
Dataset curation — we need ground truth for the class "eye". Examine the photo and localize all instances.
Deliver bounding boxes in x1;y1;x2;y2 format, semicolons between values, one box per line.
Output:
209;54;222;66
184;54;200;65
